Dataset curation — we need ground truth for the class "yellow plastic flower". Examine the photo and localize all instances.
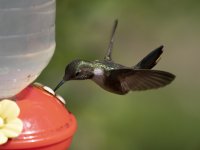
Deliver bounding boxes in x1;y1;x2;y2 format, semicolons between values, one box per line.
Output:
0;99;23;145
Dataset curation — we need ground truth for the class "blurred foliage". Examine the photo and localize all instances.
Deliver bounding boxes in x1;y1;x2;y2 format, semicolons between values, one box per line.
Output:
37;0;200;150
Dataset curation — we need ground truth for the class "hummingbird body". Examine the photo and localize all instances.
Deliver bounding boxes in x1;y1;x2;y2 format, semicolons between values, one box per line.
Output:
54;20;175;95
91;60;127;94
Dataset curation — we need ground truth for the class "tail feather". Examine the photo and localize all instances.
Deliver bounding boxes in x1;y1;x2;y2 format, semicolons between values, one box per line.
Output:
133;45;163;69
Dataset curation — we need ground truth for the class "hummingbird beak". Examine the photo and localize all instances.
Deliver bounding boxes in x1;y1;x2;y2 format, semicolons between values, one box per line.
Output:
54;80;65;92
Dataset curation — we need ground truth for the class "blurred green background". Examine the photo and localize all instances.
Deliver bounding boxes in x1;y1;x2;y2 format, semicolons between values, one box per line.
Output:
37;0;200;150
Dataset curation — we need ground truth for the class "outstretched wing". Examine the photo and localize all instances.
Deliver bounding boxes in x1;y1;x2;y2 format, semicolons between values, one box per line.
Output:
104;19;118;61
109;69;175;92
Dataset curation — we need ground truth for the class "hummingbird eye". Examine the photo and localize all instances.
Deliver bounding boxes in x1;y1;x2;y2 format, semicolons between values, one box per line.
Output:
75;71;81;76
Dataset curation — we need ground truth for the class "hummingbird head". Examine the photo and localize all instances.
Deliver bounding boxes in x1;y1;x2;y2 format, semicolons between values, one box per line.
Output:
54;59;94;91
64;59;94;80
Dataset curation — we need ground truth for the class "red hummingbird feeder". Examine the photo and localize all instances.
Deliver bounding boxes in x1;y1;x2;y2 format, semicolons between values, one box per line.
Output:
0;84;77;150
0;0;77;149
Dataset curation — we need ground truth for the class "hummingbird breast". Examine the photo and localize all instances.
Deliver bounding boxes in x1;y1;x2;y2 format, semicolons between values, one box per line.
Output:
92;68;105;87
90;60;128;94
92;68;128;95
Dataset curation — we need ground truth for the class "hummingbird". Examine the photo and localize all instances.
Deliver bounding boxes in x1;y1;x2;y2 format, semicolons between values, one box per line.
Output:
54;20;175;95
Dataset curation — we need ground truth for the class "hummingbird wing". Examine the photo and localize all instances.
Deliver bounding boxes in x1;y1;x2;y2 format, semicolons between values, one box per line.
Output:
109;69;175;92
133;45;163;69
104;20;118;61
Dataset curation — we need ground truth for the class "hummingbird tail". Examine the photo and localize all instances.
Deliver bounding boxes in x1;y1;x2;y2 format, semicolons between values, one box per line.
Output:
133;45;163;69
